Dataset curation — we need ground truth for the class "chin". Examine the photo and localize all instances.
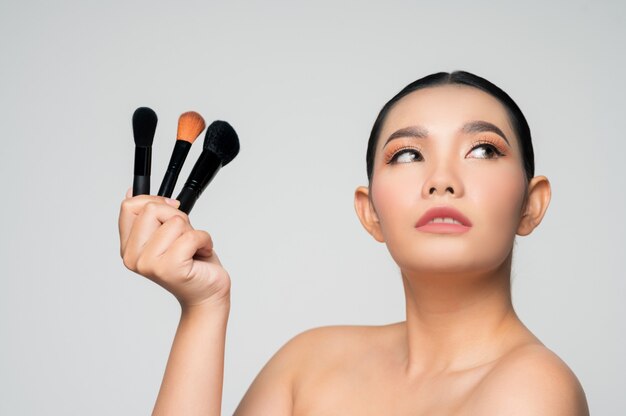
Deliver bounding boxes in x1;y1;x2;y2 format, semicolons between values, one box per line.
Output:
389;239;514;278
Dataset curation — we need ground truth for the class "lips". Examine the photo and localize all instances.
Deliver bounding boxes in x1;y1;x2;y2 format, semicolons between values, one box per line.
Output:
415;206;472;228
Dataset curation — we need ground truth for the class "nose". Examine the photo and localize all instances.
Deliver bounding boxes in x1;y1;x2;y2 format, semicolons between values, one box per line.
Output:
429;185;455;195
421;162;464;199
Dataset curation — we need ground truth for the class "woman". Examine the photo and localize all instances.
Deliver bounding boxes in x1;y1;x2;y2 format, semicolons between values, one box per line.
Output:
118;71;590;415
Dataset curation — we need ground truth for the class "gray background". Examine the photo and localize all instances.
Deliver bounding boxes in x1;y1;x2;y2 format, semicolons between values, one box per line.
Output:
1;0;624;414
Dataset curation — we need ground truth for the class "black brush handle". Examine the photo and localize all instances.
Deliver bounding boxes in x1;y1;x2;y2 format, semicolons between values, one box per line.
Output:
176;187;198;214
133;146;152;196
158;140;192;198
176;150;222;214
133;176;150;196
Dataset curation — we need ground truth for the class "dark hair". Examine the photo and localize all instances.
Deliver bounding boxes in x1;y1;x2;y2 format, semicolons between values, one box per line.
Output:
366;71;534;183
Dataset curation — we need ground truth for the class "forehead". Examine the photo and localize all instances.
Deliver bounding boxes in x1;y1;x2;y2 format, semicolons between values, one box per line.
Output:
379;85;517;149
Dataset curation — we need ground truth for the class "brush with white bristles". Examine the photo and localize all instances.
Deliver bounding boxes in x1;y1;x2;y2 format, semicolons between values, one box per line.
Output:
157;111;206;198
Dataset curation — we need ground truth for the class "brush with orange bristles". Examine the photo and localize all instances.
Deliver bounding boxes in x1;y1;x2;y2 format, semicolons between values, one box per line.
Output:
157;111;206;198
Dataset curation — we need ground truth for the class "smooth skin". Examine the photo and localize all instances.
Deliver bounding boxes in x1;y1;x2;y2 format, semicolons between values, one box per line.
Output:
119;85;589;415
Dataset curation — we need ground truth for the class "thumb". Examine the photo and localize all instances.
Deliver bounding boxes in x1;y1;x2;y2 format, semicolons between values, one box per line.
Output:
195;247;222;267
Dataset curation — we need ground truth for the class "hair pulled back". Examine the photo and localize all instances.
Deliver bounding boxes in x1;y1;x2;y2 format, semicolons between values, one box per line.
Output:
366;71;534;183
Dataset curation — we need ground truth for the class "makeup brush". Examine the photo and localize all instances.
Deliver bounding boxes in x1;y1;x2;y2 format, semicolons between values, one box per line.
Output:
132;107;158;196
157;111;206;198
176;120;240;214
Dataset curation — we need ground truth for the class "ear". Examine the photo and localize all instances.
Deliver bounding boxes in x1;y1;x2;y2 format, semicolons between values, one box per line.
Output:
354;186;385;242
517;175;551;236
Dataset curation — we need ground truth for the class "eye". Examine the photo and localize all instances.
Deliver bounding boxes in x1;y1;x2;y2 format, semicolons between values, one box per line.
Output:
467;141;505;159
387;147;424;164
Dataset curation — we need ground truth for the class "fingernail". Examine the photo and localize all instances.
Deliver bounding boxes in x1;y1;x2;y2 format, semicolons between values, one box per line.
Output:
125;187;132;198
165;198;180;207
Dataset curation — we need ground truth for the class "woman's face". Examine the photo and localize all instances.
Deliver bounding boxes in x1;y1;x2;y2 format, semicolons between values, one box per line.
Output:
369;85;528;275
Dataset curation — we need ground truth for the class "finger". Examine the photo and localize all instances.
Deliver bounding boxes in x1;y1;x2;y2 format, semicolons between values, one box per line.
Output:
119;195;181;254
123;201;189;263
164;229;220;268
120;195;175;247
140;215;193;260
200;249;222;266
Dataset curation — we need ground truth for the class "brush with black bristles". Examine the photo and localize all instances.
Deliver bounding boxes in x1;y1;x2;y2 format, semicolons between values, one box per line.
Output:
132;107;158;196
176;120;240;214
157;111;206;198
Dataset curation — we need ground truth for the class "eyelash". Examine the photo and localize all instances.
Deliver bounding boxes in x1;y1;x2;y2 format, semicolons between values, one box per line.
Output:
384;145;423;164
468;139;506;159
384;139;506;165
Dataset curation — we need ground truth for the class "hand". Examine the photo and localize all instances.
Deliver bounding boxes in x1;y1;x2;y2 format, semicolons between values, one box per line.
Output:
119;188;231;309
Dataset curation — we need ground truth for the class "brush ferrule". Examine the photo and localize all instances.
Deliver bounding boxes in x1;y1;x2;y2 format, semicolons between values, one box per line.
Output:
133;146;152;195
134;146;152;176
169;140;192;171
158;141;192;197
177;150;222;214
184;150;222;194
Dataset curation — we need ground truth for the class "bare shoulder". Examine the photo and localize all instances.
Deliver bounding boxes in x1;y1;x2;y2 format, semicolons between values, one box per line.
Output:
291;323;388;350
284;323;393;375
234;324;385;415
469;343;589;415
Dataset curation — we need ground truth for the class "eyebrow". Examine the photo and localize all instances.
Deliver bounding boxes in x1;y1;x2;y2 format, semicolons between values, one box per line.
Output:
384;120;510;148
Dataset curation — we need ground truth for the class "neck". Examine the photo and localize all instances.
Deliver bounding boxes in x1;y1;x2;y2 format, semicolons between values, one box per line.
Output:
398;252;530;376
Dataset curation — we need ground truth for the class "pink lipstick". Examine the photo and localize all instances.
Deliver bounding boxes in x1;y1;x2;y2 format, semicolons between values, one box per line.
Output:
415;206;472;234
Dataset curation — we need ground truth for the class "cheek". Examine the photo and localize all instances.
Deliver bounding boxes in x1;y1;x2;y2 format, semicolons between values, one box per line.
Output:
370;170;419;227
466;165;526;233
